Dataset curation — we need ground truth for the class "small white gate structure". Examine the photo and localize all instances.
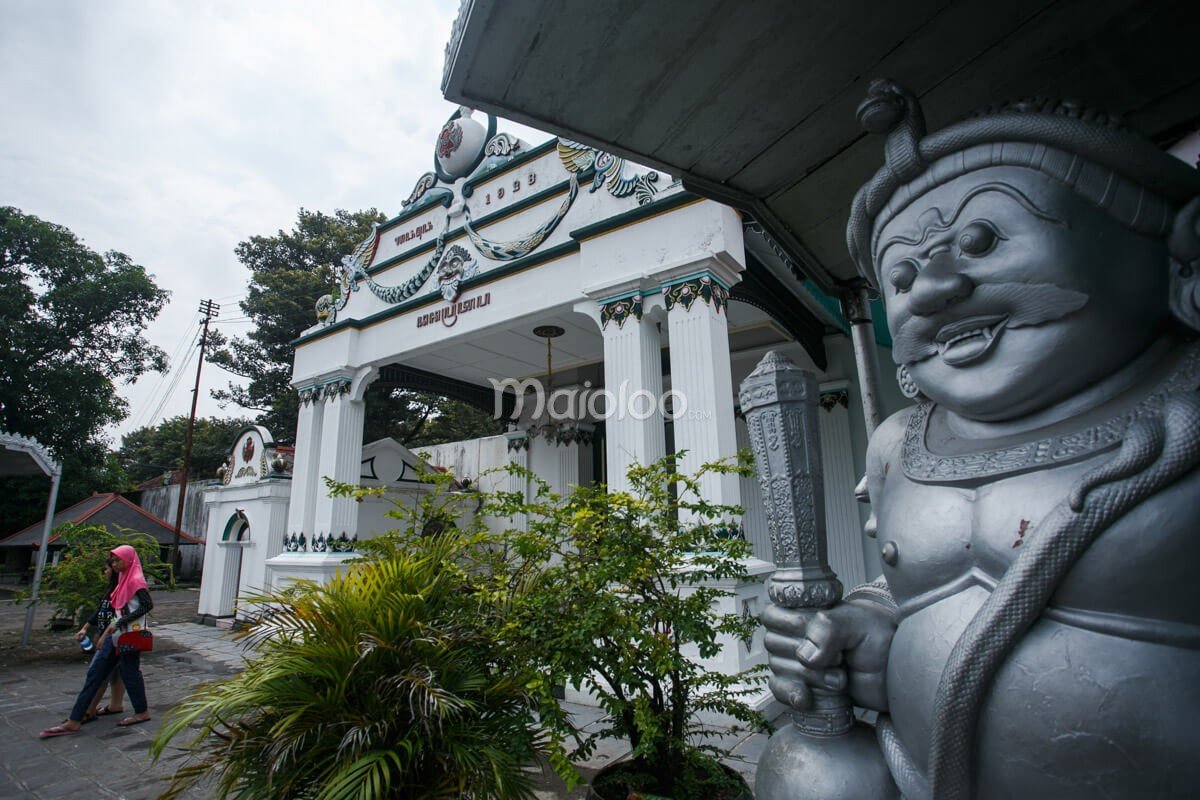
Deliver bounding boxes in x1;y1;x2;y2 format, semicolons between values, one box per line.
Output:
197;426;292;623
198;427;440;622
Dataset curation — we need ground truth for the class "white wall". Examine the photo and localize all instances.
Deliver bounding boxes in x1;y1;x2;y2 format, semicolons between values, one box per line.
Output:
417;434;510;492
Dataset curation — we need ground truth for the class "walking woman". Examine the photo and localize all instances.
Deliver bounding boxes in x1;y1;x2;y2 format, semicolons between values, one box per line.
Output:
74;559;126;721
39;544;154;737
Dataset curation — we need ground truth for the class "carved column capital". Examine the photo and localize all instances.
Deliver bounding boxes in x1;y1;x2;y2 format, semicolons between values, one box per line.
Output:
599;294;644;329
662;273;730;315
297;366;378;405
505;429;530;452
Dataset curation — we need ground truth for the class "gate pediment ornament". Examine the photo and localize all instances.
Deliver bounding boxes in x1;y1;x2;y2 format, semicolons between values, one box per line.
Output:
314;119;666;326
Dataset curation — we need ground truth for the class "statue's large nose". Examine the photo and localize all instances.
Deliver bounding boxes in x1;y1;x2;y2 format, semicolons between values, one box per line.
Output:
907;250;974;316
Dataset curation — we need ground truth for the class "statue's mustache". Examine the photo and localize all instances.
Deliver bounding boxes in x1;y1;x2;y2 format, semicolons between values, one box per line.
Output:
892;282;1090;364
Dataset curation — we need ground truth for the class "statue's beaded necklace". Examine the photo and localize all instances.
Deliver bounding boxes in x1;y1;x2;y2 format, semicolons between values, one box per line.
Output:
903;341;1200;483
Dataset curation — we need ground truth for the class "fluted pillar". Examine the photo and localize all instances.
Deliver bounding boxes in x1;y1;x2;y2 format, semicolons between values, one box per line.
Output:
286;391;323;538
504;429;530;530
664;273;740;513
312;380;367;538
599;294;666;492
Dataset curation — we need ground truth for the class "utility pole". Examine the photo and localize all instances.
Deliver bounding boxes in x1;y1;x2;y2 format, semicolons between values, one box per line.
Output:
172;299;219;575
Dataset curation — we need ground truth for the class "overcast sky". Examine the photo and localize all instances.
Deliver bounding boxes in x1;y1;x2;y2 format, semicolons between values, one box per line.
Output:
1;0;546;445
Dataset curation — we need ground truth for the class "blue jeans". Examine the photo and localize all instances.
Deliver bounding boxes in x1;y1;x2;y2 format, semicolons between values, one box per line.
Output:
69;636;147;721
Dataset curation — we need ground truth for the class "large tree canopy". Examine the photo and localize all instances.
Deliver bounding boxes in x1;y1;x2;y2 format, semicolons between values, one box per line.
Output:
118;415;254;486
0;207;169;530
209;208;384;437
210;208;501;447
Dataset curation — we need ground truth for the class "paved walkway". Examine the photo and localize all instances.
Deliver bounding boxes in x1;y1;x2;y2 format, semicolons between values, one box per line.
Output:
0;633;232;799
0;615;770;799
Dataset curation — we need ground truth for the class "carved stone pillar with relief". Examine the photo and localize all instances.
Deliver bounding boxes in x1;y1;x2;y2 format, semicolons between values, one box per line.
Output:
740;351;897;800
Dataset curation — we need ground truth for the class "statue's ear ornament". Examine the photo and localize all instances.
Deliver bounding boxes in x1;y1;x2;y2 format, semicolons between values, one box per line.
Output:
1169;196;1200;332
896;364;925;401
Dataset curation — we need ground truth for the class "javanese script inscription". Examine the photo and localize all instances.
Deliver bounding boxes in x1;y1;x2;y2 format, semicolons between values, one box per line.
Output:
416;291;492;329
394;220;435;247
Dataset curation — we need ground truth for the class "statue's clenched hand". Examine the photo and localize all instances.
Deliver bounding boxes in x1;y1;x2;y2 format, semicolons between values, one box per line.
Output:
762;600;896;712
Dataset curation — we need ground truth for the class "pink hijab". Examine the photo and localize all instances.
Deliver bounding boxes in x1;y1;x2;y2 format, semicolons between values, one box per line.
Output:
109;545;149;611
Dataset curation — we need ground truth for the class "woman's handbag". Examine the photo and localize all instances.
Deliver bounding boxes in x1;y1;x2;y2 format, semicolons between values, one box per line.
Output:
117;629;153;652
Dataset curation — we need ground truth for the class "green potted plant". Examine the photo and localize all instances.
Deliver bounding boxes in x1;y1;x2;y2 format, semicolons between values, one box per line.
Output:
488;453;765;800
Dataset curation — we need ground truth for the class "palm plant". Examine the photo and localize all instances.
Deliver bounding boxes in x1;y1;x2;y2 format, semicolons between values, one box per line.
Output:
151;528;553;800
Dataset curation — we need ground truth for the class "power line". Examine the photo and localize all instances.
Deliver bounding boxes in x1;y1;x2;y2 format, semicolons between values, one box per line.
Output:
131;323;200;428
171;299;221;570
139;331;201;431
127;325;202;432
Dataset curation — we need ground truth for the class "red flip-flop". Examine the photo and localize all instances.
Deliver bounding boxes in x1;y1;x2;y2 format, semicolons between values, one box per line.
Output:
39;725;79;739
117;716;151;727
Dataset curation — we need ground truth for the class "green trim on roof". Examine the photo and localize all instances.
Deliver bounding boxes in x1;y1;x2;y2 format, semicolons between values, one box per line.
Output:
568;190;701;241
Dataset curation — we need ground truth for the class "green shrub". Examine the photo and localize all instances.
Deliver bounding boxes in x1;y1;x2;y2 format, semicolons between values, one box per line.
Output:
152;454;764;799
487;453;766;798
34;522;166;625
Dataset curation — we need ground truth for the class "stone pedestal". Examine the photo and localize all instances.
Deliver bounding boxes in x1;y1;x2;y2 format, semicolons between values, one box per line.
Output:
683;556;780;719
264;552;357;590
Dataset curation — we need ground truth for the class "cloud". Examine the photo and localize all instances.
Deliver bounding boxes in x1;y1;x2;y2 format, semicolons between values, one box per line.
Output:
1;1;546;445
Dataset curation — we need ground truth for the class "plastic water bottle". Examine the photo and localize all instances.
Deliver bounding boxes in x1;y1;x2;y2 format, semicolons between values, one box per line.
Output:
80;634;93;653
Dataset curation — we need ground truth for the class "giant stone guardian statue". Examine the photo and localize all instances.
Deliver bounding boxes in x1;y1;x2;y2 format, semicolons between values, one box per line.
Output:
757;80;1200;799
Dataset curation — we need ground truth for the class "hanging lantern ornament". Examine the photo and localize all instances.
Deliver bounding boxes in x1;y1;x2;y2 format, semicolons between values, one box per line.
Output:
528;325;568;445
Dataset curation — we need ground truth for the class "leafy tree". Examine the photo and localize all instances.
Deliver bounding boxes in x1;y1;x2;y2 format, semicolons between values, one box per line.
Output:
207;208;383;437
0;207;168;531
118;415;253;485
365;387;502;450
209;207;500;446
35;522;167;625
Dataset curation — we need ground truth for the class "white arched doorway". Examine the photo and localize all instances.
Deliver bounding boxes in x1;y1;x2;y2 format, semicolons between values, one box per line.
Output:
214;510;250;618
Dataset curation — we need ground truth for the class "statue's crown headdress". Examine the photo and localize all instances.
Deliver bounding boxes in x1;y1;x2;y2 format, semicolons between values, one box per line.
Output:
846;79;1200;284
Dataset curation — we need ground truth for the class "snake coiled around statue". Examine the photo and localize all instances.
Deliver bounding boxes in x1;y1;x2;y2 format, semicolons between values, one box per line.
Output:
927;390;1200;800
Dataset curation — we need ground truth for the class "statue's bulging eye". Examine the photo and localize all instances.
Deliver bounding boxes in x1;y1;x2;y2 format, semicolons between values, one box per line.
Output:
958;220;1002;256
888;260;918;293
